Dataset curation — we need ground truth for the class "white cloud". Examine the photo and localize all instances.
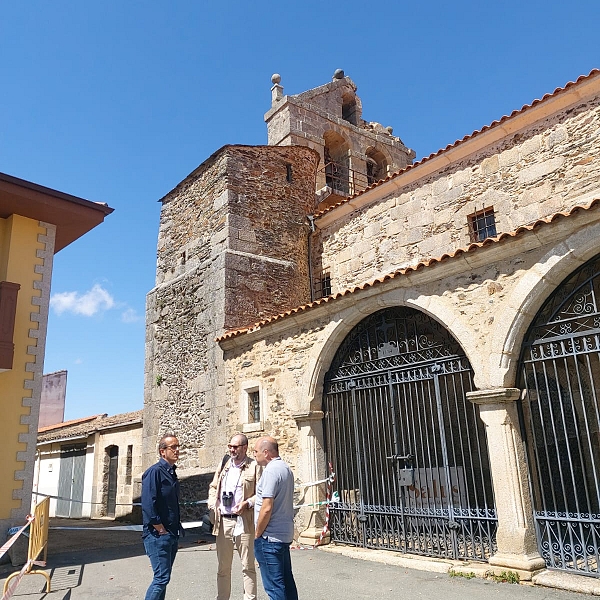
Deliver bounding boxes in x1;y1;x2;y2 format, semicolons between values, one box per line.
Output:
121;308;141;323
74;358;83;364
51;284;115;317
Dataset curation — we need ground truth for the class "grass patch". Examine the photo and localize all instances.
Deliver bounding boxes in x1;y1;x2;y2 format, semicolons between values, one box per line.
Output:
449;569;476;579
487;570;520;584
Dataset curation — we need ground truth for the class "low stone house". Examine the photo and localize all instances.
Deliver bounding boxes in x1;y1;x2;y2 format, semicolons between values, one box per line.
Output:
34;411;142;519
144;68;600;581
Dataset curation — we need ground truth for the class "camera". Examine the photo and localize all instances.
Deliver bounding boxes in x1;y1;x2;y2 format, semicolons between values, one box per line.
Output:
222;491;234;509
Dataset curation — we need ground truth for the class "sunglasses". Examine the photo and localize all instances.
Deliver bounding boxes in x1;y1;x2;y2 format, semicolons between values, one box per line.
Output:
227;443;247;450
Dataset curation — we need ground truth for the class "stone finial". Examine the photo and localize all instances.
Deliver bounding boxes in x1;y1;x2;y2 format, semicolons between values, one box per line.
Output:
386;126;394;135
333;69;345;80
271;73;283;105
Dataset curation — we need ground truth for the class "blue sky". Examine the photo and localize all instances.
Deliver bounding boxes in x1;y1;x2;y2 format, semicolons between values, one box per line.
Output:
1;1;598;420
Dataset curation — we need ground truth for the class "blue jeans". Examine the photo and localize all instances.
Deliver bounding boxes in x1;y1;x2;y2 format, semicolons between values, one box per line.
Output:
143;533;179;600
254;536;298;600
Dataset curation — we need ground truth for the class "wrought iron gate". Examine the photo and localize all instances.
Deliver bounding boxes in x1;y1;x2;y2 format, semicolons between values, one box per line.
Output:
519;253;600;577
323;307;497;560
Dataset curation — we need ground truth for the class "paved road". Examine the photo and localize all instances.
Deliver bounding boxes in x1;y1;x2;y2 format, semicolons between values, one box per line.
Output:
0;522;589;599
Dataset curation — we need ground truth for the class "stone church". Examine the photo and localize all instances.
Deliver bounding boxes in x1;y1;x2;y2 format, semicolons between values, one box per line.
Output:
144;68;600;580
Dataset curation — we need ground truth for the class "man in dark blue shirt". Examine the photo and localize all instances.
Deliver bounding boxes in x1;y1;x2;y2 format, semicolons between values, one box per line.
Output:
142;434;183;600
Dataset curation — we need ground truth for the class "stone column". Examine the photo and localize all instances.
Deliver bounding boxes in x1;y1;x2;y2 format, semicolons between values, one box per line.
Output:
292;411;329;545
467;388;546;577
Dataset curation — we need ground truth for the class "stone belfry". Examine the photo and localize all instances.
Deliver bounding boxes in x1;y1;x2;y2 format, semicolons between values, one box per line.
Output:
265;69;415;210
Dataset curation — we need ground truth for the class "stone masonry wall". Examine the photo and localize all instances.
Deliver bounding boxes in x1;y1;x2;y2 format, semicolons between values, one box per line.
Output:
144;151;229;470
223;146;319;329
315;93;600;294
266;77;415;196
93;425;143;519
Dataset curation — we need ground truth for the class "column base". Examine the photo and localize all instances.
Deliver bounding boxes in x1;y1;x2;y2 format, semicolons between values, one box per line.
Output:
297;526;330;547
488;552;547;580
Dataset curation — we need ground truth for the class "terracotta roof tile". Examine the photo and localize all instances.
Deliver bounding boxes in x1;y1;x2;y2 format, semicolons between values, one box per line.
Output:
216;198;600;342
38;414;105;433
38;410;143;442
314;69;600;219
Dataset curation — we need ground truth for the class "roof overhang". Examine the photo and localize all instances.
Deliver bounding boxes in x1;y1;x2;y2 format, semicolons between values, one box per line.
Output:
0;172;114;252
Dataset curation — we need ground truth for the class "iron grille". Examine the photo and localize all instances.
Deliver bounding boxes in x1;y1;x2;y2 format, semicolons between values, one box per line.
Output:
519;252;600;577
324;307;497;561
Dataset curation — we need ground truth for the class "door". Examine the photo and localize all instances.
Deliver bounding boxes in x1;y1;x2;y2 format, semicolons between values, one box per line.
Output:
106;446;119;517
323;307;497;560
56;444;86;518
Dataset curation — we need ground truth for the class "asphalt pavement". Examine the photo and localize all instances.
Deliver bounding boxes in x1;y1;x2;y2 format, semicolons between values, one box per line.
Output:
0;519;592;599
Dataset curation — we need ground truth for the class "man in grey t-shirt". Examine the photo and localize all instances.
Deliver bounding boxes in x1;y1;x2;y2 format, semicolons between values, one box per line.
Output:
253;436;298;600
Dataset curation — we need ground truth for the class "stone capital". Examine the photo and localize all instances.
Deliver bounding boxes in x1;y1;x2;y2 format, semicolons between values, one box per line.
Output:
467;387;521;405
293;410;324;423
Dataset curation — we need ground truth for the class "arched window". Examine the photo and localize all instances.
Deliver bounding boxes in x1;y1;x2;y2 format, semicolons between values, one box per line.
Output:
323;131;350;195
342;92;358;125
365;147;388;185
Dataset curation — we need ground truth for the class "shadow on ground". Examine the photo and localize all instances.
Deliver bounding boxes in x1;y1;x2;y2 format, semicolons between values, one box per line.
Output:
0;516;214;595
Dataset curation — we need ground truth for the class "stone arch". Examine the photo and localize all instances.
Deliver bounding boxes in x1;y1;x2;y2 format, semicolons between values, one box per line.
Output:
323;130;350;195
365;146;390;184
341;91;360;125
319;303;495;558
489;220;600;388
303;286;483;412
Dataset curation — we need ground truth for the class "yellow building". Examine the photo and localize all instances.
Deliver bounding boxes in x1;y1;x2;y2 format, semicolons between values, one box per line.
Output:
0;172;112;539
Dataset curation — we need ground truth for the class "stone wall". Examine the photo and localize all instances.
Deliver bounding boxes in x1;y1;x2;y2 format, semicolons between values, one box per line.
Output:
223;145;319;329
315;92;600;294
93;425;143;519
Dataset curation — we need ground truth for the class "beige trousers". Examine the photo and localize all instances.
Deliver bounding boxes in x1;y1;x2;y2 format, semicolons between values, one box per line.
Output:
216;517;257;600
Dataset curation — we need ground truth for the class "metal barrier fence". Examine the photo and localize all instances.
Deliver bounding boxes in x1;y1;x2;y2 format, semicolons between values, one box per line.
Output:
2;497;51;599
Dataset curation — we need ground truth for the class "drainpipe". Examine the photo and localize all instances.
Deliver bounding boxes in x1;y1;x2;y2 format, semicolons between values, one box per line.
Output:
307;215;316;302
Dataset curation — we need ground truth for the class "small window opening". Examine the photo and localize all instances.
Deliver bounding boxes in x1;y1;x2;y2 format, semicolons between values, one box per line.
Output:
181;251;186;265
248;391;261;423
286;164;293;183
468;207;497;242
315;274;332;299
125;445;133;485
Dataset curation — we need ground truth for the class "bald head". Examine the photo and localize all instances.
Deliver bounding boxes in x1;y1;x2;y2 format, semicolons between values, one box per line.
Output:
253;436;279;466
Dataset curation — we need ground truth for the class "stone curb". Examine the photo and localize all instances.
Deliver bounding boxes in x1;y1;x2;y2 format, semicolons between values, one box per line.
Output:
320;544;600;595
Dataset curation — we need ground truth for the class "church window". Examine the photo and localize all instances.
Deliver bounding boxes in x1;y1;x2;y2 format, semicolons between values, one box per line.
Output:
286;164;293;183
241;382;264;433
468;207;497;242
249;390;261;423
319;274;332;298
